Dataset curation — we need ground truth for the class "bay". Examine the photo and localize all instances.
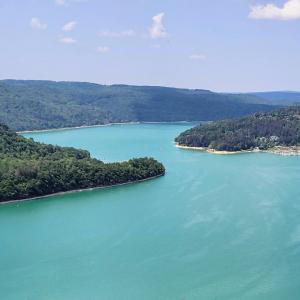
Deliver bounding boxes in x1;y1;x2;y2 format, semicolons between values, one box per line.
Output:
1;123;300;300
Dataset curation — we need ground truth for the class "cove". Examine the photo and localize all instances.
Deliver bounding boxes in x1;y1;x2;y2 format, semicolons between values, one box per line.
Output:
0;123;300;300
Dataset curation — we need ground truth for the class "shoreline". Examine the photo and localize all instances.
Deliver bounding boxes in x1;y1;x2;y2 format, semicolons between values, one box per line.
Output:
17;121;199;134
0;174;164;206
17;122;141;134
175;144;300;156
175;144;247;154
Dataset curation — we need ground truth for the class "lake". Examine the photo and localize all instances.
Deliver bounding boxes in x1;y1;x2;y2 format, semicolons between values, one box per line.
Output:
1;123;300;299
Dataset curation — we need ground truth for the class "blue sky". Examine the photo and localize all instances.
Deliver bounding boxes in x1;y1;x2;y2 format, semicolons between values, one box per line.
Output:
0;0;299;92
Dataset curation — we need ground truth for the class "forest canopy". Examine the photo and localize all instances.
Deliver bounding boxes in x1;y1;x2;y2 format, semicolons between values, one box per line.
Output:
0;124;165;202
175;107;300;152
0;80;277;131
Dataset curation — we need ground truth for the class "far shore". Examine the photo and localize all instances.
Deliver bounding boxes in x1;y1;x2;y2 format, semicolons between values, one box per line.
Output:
0;174;164;206
17;122;141;134
175;143;300;156
17;121;199;134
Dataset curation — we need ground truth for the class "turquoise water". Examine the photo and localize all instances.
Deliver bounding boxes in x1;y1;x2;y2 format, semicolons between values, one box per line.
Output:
1;123;300;300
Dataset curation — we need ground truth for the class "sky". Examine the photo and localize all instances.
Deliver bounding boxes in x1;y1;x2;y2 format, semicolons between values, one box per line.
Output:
0;0;299;92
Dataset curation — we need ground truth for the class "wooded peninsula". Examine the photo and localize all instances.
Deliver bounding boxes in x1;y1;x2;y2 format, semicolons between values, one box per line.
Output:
175;107;300;154
0;124;165;203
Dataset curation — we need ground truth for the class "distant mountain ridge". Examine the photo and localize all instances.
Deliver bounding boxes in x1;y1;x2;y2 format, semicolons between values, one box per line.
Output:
0;79;280;131
249;91;300;105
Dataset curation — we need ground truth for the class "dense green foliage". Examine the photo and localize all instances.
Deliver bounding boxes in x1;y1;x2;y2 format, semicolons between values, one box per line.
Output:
0;124;165;202
175;107;300;152
0;80;276;131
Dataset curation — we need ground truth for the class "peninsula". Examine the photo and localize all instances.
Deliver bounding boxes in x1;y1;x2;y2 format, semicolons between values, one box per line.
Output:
175;107;300;155
0;124;165;203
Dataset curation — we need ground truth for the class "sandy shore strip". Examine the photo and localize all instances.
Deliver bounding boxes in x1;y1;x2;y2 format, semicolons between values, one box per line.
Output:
17;121;200;134
0;174;164;206
175;143;244;154
175;143;300;156
17;122;141;134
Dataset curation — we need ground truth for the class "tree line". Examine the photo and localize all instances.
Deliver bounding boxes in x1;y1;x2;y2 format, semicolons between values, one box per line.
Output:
0;80;275;131
175;107;300;152
0;124;165;202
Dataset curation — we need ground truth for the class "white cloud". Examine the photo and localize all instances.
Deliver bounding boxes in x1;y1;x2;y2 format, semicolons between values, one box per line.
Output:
189;54;206;60
59;37;77;44
55;0;87;6
149;12;167;39
98;30;135;38
62;21;77;31
249;0;300;20
97;46;110;53
55;0;67;6
30;18;47;30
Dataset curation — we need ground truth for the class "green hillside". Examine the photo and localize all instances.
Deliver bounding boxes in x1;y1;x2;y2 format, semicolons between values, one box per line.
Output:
0;80;277;131
175;107;300;152
0;123;165;202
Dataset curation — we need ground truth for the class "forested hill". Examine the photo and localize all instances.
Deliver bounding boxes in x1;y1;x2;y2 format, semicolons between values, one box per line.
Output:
250;91;300;105
0;80;277;131
175;107;300;152
0;123;165;202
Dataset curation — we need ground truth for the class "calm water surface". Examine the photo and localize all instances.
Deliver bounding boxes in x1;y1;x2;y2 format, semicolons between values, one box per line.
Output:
1;123;300;300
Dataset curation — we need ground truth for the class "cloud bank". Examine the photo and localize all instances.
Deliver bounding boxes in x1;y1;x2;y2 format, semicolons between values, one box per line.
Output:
249;0;300;20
